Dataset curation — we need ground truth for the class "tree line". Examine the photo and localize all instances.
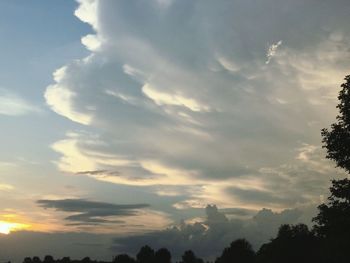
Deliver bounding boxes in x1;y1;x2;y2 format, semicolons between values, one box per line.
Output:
20;76;350;263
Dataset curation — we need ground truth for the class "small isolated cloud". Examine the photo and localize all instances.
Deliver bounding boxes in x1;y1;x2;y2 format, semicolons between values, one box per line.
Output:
37;199;149;226
0;89;39;116
265;40;282;64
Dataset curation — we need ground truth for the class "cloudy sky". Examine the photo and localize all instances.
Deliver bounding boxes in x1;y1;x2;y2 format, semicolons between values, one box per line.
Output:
1;0;350;261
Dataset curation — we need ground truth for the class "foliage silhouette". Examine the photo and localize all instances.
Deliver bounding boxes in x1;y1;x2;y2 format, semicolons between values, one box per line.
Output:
33;257;42;263
154;248;171;263
44;256;55;263
180;250;203;263
257;224;320;263
321;75;350;172
137;245;155;263
113;254;136;263
215;239;255;263
312;178;350;262
61;258;71;263
315;75;350;263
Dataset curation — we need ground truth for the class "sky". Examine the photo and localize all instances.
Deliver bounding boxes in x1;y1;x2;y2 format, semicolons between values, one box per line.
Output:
0;0;350;261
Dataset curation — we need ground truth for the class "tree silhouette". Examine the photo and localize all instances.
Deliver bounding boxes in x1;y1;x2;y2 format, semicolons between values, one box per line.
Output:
154;248;171;263
60;257;70;263
313;179;350;237
137;245;155;263
321;75;350;173
43;256;54;263
180;250;203;263
312;179;350;263
113;254;136;263
215;239;255;263
81;257;92;263
313;75;350;263
257;224;319;263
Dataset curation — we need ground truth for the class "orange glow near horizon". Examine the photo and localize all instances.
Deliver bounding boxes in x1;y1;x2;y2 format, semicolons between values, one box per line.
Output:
0;221;30;235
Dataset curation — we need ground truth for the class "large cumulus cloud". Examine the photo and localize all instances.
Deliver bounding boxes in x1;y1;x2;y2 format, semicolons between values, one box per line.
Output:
46;0;350;212
112;204;312;260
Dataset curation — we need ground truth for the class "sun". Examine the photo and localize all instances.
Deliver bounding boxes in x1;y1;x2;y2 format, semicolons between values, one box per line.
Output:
0;221;29;235
0;222;12;234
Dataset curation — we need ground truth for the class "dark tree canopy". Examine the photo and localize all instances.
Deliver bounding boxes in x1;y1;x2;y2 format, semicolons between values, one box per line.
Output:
321;75;350;172
33;257;42;263
313;179;350;237
316;75;350;263
312;179;350;263
154;248;171;263
180;250;203;263
113;254;136;263
82;258;92;263
137;246;155;263
44;256;55;263
257;224;319;263
215;239;255;263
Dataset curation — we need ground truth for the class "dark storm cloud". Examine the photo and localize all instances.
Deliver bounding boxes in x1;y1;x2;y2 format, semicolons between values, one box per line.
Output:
37;199;149;225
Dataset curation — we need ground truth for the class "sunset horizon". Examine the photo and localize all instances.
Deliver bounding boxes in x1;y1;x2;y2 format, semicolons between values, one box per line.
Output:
0;0;350;262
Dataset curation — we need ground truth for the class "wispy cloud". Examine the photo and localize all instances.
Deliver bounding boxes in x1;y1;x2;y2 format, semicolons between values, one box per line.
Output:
0;183;14;191
37;199;149;225
266;40;282;64
0;89;40;116
36;198;172;234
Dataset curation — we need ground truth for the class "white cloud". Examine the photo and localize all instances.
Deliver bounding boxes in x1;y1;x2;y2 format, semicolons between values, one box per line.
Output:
74;0;98;30
142;84;210;112
45;85;92;125
45;67;93;125
266;40;282;64
81;34;102;51
216;56;241;72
